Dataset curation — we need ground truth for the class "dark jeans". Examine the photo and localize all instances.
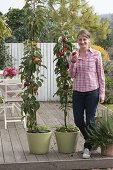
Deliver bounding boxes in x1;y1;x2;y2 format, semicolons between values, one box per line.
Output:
72;89;99;150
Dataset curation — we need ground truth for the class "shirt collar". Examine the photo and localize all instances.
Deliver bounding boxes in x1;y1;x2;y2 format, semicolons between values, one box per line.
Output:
78;47;93;54
89;47;94;53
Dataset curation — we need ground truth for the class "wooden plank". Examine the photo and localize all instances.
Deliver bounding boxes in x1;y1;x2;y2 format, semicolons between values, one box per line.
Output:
1;129;15;163
35;154;48;162
0;158;113;170
15;125;38;162
8;127;26;162
0;132;4;163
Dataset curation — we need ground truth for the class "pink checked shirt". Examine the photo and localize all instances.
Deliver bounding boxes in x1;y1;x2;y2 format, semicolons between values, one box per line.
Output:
69;48;105;100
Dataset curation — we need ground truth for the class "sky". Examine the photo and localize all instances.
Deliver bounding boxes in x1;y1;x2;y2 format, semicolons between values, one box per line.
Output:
0;0;113;15
88;0;113;15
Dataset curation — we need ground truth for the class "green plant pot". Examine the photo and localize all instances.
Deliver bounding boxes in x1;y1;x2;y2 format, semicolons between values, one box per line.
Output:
55;130;80;153
27;131;52;154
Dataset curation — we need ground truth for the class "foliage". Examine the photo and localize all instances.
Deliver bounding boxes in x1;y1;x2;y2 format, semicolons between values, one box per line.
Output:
6;8;27;42
55;124;79;132
23;0;47;41
46;0;110;42
19;0;47;133
53;32;75;130
0;40;13;69
30;124;51;133
104;104;113;111
6;1;47;42
0;14;12;68
103;60;113;104
4;0;111;43
0;96;4;104
87;112;113;148
96;31;113;51
19;40;46;133
91;44;110;61
0;14;11;39
105;76;113;104
95;14;113;50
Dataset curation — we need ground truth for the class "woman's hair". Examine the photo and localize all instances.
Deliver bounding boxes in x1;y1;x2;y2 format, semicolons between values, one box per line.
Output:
77;29;90;39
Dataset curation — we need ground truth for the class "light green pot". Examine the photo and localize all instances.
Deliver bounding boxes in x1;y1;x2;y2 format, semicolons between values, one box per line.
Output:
55;130;80;153
27;131;52;154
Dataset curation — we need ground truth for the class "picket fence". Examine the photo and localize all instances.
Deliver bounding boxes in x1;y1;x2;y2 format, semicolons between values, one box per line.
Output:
6;43;59;101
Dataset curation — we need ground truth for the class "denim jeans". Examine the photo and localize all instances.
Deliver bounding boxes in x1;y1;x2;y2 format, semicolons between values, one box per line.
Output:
72;89;99;150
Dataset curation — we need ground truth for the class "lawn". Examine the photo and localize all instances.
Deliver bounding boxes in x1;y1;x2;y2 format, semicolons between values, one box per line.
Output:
103;104;113;111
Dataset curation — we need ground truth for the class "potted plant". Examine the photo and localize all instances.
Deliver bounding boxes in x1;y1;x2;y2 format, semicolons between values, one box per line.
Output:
87;111;113;156
3;67;17;79
19;0;52;154
53;33;80;153
19;40;52;154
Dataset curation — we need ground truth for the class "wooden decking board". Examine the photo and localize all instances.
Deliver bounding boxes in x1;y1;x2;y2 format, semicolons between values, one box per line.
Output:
0;102;113;169
15;125;38;162
0;158;113;170
1;129;15;163
0;132;4;163
35;154;49;162
46;144;60;161
8;127;26;162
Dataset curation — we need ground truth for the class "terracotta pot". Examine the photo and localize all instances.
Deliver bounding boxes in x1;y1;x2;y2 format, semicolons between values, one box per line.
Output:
101;144;113;156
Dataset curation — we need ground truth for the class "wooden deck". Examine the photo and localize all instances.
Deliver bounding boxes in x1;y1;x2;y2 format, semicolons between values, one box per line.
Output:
0;102;113;170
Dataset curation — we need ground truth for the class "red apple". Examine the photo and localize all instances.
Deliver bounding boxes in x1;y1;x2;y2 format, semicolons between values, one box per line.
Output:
32;84;38;93
72;51;78;56
33;57;41;64
24;81;29;87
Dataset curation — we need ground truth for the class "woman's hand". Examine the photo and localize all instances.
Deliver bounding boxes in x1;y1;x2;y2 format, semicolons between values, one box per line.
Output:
71;51;78;63
99;97;104;104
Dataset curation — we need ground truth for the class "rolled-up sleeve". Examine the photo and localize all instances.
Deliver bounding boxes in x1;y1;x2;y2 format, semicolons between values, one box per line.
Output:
68;54;77;78
96;52;105;100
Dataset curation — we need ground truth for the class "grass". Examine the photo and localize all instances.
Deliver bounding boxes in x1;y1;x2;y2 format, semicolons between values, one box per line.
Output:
103;104;113;111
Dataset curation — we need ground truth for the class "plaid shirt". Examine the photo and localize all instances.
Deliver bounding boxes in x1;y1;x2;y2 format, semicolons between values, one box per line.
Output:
69;48;105;100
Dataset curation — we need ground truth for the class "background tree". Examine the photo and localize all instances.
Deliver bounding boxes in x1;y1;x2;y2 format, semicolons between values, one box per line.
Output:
46;0;110;43
4;0;111;44
0;14;11;39
0;14;12;69
23;0;47;41
6;8;27;42
95;15;113;58
0;40;12;69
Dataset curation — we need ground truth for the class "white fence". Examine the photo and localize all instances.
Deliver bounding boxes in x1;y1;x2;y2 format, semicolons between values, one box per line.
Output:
6;43;59;101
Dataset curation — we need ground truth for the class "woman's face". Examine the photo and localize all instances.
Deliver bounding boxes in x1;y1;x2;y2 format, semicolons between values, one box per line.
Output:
77;35;90;50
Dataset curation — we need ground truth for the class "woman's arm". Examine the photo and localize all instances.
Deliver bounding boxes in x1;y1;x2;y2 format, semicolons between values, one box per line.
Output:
68;52;78;78
96;52;105;103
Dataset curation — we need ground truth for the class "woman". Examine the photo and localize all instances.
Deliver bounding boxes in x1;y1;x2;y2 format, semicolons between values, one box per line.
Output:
69;29;105;159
